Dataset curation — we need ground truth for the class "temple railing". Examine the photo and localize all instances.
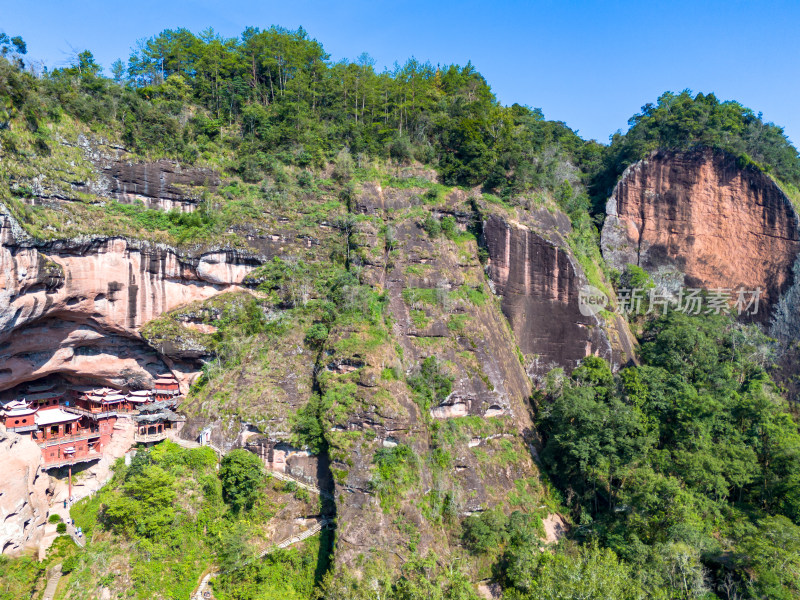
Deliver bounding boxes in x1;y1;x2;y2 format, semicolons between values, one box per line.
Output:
134;432;168;443
63;406;119;419
36;432;100;448
41;454;101;470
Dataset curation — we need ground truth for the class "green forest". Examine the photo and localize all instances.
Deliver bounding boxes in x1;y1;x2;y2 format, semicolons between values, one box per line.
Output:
2;24;800;600
3;26;798;204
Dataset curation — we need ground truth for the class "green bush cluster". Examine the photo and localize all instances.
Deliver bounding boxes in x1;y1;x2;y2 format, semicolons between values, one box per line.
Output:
407;357;454;412
369;444;420;509
537;312;800;598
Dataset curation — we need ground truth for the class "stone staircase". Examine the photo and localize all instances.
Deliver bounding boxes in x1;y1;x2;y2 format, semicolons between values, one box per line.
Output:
41;564;62;600
260;517;334;557
267;469;333;500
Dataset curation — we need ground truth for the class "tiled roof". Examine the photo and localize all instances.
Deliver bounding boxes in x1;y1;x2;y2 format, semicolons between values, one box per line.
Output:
35;409;81;426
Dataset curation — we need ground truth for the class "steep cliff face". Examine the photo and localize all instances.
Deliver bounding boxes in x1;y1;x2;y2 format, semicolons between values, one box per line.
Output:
92;157;220;212
601;149;800;321
0;206;260;393
0;427;49;556
1;134;637;572
173;182;639;569
28;133;220;212
484;209;634;377
327;184;540;567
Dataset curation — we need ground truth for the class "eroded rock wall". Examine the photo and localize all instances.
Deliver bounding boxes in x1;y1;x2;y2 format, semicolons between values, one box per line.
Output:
96;158;220;212
0;426;49;556
324;186;541;568
601;149;800;321
483;210;632;377
0;206;260;392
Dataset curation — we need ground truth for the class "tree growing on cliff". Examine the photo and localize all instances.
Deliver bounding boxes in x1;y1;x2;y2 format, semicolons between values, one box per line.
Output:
408;356;454;412
219;449;265;513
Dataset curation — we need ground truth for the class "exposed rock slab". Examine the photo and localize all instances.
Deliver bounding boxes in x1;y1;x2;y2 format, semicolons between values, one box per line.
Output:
97;158;220;212
484;212;623;377
0;206;260;392
601;149;800;322
0;426;49;556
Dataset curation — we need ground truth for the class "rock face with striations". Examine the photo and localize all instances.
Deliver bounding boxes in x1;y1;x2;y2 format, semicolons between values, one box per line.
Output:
95;158;220;212
601;149;800;322
484;209;634;377
314;185;542;567
0;205;260;393
0;426;50;556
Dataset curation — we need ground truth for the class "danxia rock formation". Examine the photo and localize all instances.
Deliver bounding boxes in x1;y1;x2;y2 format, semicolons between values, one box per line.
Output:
601;148;800;322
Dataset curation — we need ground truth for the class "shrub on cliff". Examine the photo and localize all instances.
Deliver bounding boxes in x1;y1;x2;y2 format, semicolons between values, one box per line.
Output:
408;356;454;412
304;323;329;347
370;444;420;509
61;556;78;574
219;449;265;513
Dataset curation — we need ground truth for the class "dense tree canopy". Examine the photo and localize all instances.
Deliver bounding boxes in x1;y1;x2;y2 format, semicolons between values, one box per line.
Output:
537;313;800;598
0;26;599;200
220;449;266;513
590;90;800;207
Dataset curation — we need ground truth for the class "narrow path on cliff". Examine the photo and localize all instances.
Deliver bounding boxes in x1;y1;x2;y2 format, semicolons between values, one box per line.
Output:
168;433;224;457
191;518;333;600
41;564;62;600
259;517;335;556
267;469;334;500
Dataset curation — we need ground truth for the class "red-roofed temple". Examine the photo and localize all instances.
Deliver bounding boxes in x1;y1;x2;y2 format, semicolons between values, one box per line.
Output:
0;372;184;468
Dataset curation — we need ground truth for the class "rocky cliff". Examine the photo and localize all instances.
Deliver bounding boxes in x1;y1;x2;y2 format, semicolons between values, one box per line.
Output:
22;133;220;213
90;157;220;212
0;426;49;556
0;204;260;393
2;122;638;570
175;181;634;568
325;184;540;567
601;148;800;322
484;210;634;377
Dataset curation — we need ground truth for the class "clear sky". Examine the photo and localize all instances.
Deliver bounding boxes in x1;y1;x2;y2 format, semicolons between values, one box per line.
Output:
3;0;798;145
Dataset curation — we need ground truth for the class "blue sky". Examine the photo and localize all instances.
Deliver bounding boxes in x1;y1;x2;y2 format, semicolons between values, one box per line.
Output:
3;0;798;144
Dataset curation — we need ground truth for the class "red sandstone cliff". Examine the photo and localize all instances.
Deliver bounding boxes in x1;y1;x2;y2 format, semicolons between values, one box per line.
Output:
484;209;635;378
601;149;800;322
0;205;261;392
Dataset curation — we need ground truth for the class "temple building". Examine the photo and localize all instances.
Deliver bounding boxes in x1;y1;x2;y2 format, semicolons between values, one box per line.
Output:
126;389;154;408
154;374;180;403
0;372;187;468
1;400;38;434
33;407;101;469
1;398;103;469
134;401;185;444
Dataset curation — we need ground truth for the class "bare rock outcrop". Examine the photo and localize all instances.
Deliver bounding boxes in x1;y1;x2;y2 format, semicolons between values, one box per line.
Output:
97;158;220;212
0;206;260;392
601;149;800;322
484;211;633;377
321;186;542;568
0;426;49;556
67;135;221;212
